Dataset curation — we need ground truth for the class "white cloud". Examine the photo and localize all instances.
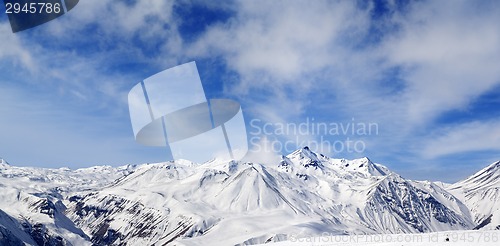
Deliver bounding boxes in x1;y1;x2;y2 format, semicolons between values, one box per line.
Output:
0;23;35;71
383;0;500;124
1;0;184;111
422;120;500;159
188;0;370;92
46;0;176;38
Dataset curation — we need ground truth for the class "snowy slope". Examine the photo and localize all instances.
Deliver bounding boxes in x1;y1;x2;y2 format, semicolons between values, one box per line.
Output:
0;160;135;245
62;147;474;245
0;150;496;245
448;161;500;230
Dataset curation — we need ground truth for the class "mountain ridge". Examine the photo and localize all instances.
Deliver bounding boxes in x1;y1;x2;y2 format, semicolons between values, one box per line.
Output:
448;160;500;230
0;148;498;245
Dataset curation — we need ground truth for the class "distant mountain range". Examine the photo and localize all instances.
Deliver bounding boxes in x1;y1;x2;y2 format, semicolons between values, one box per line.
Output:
0;147;498;245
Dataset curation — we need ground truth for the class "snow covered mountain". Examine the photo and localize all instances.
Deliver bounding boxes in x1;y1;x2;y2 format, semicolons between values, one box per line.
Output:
0;149;496;245
0;157;9;168
0;161;135;245
448;161;500;230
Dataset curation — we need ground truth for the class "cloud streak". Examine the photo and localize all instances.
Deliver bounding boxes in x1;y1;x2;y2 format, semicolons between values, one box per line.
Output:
422;120;500;159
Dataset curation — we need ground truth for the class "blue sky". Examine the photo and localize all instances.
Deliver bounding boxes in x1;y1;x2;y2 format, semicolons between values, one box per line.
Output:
1;0;500;182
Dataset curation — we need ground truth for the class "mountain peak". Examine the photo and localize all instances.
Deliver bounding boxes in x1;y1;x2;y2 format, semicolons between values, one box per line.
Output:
279;148;390;178
287;146;320;159
347;156;388;176
0;157;10;167
485;160;500;172
456;160;500;189
448;160;500;229
284;146;324;170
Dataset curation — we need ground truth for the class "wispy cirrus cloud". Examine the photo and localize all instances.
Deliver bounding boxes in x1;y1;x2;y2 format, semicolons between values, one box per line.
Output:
422;120;500;159
382;0;500;125
0;23;35;71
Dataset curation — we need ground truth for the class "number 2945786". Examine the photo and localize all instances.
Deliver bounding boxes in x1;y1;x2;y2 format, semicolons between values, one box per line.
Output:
5;2;62;14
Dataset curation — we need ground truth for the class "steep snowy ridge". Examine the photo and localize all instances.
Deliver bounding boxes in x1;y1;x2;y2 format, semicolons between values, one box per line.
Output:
0;163;136;246
0;157;10;169
0;149;497;245
363;174;473;233
448;161;500;230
